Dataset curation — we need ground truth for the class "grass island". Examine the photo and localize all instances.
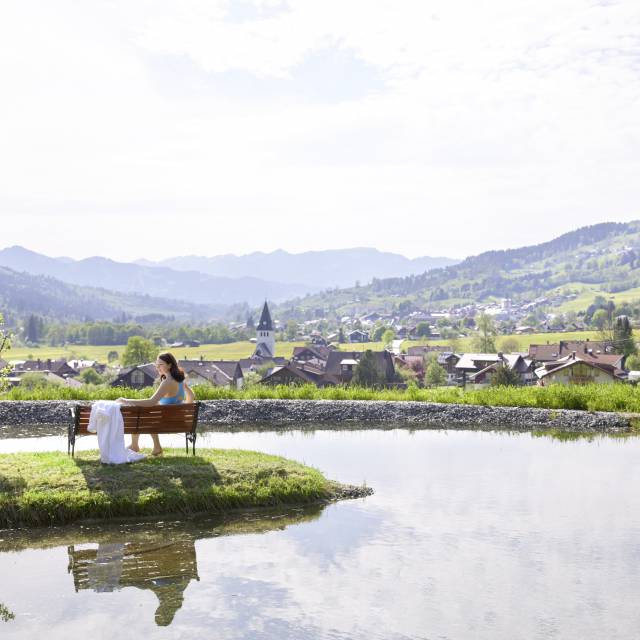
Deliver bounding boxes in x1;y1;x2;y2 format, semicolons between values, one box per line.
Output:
0;448;372;528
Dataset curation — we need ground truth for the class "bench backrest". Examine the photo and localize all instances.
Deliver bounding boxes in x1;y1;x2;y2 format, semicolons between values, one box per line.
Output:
72;403;200;435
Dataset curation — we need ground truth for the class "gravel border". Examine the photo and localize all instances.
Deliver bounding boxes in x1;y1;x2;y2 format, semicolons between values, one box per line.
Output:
0;399;631;432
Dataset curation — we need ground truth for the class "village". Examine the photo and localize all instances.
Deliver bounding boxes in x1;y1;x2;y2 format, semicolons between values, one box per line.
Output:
2;301;633;392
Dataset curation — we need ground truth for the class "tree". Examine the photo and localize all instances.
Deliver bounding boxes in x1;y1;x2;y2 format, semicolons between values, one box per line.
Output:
285;320;298;341
424;360;446;386
613;315;636;357
79;368;103;385
121;336;158;366
490;365;522;387
372;325;387;341
591;309;609;330
472;314;497;352
625;354;640;371
25;315;44;343
381;328;395;347
0;314;11;393
107;350;119;363
352;350;385;387
415;322;431;337
499;337;520;353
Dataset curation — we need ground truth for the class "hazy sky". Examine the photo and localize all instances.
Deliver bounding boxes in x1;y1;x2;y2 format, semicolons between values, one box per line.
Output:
1;0;639;262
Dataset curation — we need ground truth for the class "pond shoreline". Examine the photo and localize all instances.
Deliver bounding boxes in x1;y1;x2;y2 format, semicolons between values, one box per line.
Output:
0;399;631;432
0;447;371;528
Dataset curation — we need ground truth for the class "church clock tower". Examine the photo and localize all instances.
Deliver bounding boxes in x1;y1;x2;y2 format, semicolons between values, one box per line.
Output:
254;300;275;358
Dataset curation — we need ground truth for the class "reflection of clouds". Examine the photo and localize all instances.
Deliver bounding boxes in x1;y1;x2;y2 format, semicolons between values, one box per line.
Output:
3;431;640;638
283;502;385;568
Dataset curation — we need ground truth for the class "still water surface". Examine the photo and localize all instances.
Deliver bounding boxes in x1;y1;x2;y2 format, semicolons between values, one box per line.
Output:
1;426;640;639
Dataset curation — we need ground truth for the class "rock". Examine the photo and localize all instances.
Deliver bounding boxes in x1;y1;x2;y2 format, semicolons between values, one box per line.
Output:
0;399;630;432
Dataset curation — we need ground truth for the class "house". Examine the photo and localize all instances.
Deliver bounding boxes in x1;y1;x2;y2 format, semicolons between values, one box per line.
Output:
348;330;370;343
323;350;395;385
437;352;461;384
469;354;535;386
515;326;536;335
180;359;244;389
260;362;327;386
292;345;332;365
528;340;615;364
111;364;157;389
455;353;535;386
535;353;625;385
238;356;288;377
67;359;107;374
13;370;82;388
13;358;78;379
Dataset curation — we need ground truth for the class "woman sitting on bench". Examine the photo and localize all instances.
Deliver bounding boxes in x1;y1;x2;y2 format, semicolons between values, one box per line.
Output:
117;352;195;456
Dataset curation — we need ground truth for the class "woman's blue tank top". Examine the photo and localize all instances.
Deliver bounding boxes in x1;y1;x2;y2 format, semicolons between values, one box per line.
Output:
159;381;185;405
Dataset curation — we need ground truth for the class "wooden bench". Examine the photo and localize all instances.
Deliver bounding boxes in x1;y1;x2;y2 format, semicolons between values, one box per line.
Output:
68;402;201;457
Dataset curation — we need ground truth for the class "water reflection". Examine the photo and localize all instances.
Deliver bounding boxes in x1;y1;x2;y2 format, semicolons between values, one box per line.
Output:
67;540;197;626
3;428;640;639
1;506;324;631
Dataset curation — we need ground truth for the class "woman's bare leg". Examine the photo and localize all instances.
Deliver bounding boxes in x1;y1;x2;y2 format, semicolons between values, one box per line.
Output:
151;434;163;456
130;433;140;452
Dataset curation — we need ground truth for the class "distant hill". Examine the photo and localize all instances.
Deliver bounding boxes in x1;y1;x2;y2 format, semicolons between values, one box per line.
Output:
0;266;221;322
284;221;640;314
137;248;459;288
0;247;312;306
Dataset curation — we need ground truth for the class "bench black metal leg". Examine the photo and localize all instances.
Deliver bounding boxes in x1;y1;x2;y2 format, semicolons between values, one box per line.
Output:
185;434;189;455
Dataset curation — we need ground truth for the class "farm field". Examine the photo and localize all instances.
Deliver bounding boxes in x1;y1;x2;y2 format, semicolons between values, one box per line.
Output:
556;284;640;314
3;331;601;365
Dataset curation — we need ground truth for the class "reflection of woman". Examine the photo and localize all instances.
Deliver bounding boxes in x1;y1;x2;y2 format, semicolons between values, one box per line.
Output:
117;352;195;456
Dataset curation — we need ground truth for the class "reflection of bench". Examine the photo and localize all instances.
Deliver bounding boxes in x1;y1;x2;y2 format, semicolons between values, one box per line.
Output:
68;403;201;457
67;539;199;626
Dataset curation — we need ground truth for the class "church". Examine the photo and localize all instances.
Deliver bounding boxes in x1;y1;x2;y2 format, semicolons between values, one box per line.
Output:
253;300;275;358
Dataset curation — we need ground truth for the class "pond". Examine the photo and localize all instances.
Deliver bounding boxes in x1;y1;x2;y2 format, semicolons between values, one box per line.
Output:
1;425;640;639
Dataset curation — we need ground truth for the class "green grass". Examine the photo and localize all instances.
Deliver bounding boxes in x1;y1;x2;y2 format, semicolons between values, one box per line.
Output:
3;382;640;413
4;340;388;364
0;448;364;528
4;331;600;365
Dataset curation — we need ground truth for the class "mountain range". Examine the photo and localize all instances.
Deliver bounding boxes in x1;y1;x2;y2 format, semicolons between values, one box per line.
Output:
286;221;640;316
136;249;458;288
0;266;221;323
2;222;639;323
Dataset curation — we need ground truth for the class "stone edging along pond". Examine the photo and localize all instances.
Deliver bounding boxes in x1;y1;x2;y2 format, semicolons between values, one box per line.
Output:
0;399;631;432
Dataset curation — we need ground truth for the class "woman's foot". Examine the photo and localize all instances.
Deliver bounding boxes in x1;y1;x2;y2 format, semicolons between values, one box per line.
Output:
129;444;140;453
151;449;163;457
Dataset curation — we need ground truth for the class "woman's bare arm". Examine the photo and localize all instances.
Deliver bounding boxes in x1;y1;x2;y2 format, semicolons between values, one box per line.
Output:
117;379;170;407
184;380;195;403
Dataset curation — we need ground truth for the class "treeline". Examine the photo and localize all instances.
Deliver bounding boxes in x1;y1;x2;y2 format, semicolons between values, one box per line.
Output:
19;318;253;346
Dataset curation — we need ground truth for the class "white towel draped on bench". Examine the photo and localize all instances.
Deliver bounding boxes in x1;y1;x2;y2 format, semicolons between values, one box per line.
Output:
88;400;146;464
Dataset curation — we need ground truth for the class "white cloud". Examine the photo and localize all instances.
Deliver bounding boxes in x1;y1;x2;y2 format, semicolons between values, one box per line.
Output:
0;0;639;261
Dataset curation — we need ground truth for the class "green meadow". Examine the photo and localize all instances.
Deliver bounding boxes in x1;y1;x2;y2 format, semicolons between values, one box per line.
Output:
4;331;599;365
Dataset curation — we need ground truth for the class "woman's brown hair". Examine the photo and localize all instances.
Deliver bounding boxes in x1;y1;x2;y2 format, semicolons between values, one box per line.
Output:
157;352;186;383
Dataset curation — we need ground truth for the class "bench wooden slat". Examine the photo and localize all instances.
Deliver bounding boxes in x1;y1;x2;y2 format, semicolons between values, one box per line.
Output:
69;402;201;456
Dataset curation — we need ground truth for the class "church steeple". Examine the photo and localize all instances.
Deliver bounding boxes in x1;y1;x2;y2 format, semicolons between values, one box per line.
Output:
257;300;274;331
254;300;275;358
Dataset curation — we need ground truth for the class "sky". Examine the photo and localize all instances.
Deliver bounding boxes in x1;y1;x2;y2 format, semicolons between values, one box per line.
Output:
1;0;639;262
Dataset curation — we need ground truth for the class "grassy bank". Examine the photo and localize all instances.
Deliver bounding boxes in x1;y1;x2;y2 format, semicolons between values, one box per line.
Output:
0;448;366;528
2;382;639;413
